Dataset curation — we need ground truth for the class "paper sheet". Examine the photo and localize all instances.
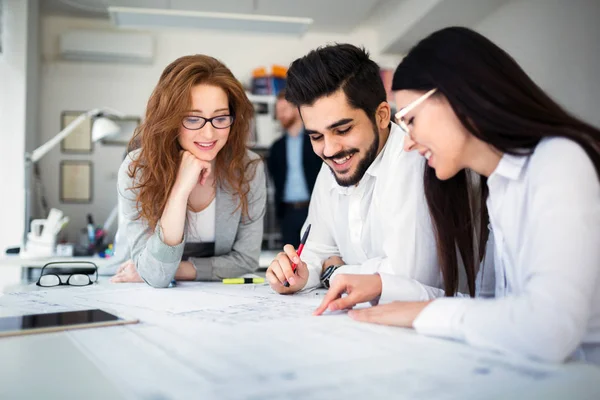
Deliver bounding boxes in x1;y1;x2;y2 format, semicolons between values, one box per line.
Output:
1;281;600;400
77;286;262;314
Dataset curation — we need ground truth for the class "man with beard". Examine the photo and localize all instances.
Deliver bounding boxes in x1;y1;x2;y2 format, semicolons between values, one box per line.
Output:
266;44;442;297
267;90;323;247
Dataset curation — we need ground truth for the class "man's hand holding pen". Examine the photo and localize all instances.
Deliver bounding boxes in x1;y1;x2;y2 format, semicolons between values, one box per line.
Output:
267;244;310;294
267;224;312;294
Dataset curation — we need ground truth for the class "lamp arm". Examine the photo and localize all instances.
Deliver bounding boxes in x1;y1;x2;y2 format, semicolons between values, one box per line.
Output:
30;108;102;163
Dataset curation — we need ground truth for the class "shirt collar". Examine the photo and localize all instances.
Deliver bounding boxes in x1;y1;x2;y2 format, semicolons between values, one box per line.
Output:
329;122;397;192
489;151;528;181
286;128;305;139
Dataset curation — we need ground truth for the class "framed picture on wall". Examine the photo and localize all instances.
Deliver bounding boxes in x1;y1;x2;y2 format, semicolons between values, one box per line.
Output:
60;111;92;153
60;160;93;203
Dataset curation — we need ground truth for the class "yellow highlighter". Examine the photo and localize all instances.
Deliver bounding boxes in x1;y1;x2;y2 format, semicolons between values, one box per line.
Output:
222;277;265;284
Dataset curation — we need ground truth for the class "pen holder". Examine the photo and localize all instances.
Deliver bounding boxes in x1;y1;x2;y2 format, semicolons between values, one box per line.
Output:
30;219;46;237
25;234;56;257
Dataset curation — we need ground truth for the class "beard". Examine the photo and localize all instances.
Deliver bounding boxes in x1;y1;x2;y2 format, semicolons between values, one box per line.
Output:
326;123;380;187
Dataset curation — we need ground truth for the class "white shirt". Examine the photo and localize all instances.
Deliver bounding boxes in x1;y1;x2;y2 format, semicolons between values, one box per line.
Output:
186;198;216;243
410;138;600;364
301;122;442;293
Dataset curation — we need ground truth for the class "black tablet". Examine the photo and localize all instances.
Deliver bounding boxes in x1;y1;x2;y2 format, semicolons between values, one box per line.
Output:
0;309;138;337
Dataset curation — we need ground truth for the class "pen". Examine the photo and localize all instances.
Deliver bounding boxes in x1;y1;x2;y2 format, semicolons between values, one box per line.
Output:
284;224;311;287
222;277;265;284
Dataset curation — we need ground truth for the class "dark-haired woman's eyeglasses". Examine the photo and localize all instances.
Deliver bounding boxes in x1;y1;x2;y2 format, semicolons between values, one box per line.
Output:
395;88;437;136
182;115;234;130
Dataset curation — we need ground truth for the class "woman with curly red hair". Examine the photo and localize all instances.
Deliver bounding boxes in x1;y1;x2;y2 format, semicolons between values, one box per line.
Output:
111;55;266;287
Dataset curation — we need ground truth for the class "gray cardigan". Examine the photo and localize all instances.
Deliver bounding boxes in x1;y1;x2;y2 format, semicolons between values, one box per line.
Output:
117;149;267;288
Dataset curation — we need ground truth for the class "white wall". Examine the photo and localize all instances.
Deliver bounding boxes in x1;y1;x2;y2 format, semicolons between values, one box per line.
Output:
0;0;39;290
38;16;402;242
0;0;38;254
476;0;600;128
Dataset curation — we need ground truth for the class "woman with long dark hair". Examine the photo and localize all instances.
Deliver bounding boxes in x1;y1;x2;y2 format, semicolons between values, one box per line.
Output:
111;55;266;287
315;27;600;364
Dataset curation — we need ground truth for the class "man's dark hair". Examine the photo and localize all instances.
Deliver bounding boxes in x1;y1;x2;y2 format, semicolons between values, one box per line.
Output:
285;43;386;121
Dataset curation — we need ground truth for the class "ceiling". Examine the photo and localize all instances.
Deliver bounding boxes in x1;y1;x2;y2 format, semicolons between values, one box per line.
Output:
40;0;385;33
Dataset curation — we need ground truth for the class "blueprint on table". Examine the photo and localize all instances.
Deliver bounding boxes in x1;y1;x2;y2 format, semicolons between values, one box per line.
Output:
1;281;600;400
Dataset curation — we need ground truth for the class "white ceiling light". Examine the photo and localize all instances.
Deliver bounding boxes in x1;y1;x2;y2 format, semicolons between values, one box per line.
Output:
108;7;313;36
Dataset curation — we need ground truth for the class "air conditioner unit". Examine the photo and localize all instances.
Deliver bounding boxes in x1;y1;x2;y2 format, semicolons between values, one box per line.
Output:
59;30;154;64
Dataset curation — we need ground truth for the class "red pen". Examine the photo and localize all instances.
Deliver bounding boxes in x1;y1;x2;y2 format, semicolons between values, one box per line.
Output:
284;224;311;287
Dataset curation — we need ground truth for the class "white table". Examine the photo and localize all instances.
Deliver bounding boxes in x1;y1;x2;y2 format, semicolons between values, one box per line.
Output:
1;279;599;399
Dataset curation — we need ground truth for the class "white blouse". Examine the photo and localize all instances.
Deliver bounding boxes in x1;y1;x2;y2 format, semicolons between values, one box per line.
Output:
186;198;216;243
410;137;600;364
